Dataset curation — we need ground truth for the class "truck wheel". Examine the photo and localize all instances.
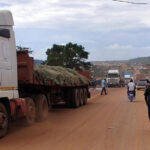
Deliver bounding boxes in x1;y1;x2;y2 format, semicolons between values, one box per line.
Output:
72;89;80;108
0;103;8;138
23;98;36;126
79;89;84;106
35;94;48;121
83;88;88;105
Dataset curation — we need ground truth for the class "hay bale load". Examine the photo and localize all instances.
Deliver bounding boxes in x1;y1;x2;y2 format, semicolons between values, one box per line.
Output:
17;50;90;123
34;65;90;86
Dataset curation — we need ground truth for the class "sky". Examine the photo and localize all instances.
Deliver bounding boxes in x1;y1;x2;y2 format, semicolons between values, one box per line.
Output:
1;0;150;61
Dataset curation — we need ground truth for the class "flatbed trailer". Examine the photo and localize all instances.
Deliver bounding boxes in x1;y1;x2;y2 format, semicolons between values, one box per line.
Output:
17;50;90;107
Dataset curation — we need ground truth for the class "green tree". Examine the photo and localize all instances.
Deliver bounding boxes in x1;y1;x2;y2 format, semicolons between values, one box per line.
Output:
45;42;91;71
45;44;65;66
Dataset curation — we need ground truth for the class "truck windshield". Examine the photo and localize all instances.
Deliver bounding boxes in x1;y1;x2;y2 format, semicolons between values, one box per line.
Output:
108;74;119;78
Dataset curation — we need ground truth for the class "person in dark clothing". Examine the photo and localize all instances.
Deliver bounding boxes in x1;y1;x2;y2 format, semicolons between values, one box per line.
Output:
144;81;150;120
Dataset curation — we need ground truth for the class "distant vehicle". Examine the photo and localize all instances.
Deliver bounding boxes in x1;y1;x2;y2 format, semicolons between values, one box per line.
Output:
124;72;132;85
135;74;145;81
106;69;124;87
136;80;147;90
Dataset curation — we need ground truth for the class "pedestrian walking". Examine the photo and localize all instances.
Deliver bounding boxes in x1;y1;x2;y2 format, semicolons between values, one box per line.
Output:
101;79;107;95
144;81;150;120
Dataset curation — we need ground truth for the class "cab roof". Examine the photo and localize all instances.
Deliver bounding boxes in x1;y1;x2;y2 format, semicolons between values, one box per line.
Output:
0;10;14;26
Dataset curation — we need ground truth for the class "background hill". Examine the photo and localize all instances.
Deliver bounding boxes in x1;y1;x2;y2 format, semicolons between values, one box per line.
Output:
92;56;150;65
34;59;43;64
128;56;150;65
91;56;150;79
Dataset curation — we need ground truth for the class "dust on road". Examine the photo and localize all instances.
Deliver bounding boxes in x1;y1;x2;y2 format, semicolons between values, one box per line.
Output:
0;88;150;150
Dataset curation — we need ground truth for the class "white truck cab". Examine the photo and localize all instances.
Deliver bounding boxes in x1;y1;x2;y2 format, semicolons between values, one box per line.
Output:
106;69;120;87
0;10;18;99
0;10;23;138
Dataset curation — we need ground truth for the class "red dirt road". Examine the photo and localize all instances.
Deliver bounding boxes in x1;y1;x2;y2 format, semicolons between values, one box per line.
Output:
0;88;150;150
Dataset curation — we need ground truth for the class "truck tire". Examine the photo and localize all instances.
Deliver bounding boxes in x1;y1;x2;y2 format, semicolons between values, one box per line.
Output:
0;103;8;138
79;89;84;106
35;94;48;121
83;88;88;105
23;98;36;126
72;89;80;108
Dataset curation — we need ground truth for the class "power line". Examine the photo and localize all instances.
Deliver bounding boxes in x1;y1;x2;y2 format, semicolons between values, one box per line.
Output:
112;0;150;5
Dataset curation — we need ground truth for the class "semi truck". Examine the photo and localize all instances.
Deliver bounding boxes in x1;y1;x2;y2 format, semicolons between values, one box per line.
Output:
0;10;90;138
106;69;124;87
124;72;132;85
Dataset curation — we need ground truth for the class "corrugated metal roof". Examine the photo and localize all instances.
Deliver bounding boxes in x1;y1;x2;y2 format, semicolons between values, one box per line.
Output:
0;10;14;26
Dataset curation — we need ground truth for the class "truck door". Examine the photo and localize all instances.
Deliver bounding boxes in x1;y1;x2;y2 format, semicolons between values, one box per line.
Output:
0;28;14;99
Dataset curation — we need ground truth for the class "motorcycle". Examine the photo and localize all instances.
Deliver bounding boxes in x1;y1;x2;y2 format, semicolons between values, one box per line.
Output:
128;91;135;102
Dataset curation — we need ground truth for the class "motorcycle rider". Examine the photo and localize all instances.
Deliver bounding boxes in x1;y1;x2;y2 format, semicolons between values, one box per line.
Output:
127;79;136;101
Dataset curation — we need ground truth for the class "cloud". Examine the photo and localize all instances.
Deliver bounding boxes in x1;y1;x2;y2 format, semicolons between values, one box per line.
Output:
13;26;150;60
108;44;132;49
1;0;150;61
0;0;150;31
89;44;150;61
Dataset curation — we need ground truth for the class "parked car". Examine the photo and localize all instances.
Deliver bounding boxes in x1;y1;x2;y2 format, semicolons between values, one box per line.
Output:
136;80;147;90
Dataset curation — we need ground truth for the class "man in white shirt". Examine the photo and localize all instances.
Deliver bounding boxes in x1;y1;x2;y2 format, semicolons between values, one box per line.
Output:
127;79;136;96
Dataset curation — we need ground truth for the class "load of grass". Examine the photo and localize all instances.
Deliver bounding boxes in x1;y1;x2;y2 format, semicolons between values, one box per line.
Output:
34;65;90;86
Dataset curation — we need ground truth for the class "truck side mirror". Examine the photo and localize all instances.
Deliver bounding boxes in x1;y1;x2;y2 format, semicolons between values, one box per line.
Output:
0;29;10;38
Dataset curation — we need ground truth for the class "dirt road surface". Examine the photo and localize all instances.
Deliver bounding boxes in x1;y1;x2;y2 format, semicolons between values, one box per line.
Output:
1;88;150;150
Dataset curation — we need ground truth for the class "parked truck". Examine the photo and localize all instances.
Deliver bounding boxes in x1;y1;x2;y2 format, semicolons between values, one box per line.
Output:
135;73;145;81
124;72;132;85
0;10;90;138
106;69;124;87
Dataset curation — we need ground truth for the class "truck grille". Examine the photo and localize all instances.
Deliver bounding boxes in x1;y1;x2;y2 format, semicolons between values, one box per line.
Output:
108;79;118;84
